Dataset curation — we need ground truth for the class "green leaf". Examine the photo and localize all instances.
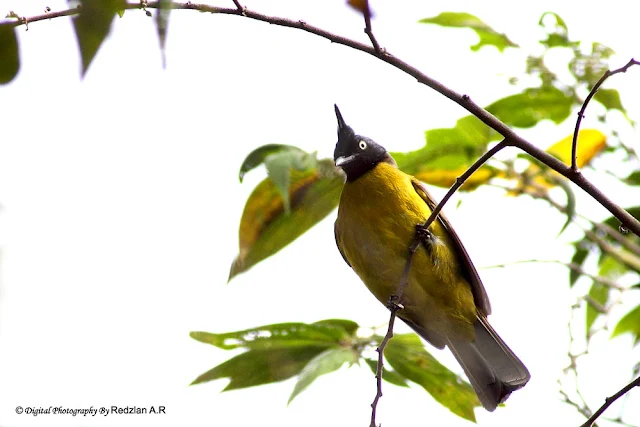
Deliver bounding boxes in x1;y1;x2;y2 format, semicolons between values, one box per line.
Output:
625;171;640;186
229;159;342;280
239;144;317;213
586;283;609;332
555;178;575;236
392;115;493;175
538;12;576;49
486;87;573;128
239;144;310;182
570;246;589;286
0;25;19;84
594;88;624;112
190;320;356;350
190;347;327;389
312;319;360;336
156;0;172;67
289;347;357;403
611;305;640;345
72;0;124;76
385;334;480;421
364;358;409;388
538;12;568;32
598;255;626;278
419;12;518;52
264;150;317;213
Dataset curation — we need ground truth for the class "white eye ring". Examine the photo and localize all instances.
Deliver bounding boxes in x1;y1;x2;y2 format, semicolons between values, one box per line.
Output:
359;140;367;150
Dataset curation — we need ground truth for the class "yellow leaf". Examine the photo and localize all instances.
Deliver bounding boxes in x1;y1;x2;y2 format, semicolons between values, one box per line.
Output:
347;0;372;16
414;165;499;191
229;160;343;280
236;169;319;262
506;129;607;196
546;129;607;168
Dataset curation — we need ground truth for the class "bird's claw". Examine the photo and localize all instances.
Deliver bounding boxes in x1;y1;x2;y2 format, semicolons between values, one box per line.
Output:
386;295;404;312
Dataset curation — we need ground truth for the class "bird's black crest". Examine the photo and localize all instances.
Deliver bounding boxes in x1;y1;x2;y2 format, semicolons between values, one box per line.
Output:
333;105;390;181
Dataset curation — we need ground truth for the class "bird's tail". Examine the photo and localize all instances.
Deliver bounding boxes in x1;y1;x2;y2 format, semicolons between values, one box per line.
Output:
446;316;530;411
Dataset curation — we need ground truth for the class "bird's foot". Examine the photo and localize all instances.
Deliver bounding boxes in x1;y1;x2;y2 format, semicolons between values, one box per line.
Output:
414;223;434;252
386;295;404;312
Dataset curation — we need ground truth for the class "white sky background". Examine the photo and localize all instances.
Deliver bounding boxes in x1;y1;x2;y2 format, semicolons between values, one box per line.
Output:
0;0;639;426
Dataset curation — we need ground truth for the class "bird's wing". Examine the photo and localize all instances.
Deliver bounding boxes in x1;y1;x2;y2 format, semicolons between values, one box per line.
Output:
334;220;351;267
410;177;492;315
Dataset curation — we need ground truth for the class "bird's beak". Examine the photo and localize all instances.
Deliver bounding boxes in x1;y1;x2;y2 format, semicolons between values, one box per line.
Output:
335;155;355;167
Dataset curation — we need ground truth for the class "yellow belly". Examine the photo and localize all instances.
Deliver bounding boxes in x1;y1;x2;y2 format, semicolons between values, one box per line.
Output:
336;163;476;340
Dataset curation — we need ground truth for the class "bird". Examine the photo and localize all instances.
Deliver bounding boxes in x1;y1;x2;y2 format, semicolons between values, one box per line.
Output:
332;105;530;411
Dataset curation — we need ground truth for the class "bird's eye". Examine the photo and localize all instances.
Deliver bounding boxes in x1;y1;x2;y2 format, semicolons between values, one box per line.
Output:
359;140;367;150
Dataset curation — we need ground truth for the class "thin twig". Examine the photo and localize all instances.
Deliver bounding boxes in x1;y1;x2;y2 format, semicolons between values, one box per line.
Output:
2;2;639;234
420;139;508;230
571;59;640;171
232;0;242;10
369;300;401;427
579;376;640;427
361;2;381;54
370;233;420;426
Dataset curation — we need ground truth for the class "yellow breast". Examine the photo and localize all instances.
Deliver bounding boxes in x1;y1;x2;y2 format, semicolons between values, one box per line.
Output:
335;162;476;339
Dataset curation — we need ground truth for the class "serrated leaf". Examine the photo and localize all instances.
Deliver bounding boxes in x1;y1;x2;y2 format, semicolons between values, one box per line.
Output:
385;334;480;421
611;305;640;345
72;0;124;76
289;347;357;403
586;283;609;332
0;25;19;84
595;88;624;112
190;320;356;350
190;347;327;388
570;246;589;286
229;159;342;280
156;0;171;67
419;12;518;52
364;358;409;388
486;87;573;128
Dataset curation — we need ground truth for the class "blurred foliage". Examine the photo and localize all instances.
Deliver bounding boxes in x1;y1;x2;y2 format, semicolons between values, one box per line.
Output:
419;12;518;52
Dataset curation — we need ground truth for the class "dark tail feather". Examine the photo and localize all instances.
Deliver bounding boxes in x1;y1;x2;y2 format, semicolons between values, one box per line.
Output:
446;316;530;411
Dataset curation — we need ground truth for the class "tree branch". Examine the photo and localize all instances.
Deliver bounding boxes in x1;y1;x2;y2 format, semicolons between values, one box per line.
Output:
579;376;640;427
4;2;638;236
571;59;640;171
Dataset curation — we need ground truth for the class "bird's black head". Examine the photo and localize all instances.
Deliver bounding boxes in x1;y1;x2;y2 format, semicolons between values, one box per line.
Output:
333;105;391;181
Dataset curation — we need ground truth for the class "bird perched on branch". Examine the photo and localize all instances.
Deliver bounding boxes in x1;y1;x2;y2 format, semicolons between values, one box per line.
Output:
332;105;529;411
